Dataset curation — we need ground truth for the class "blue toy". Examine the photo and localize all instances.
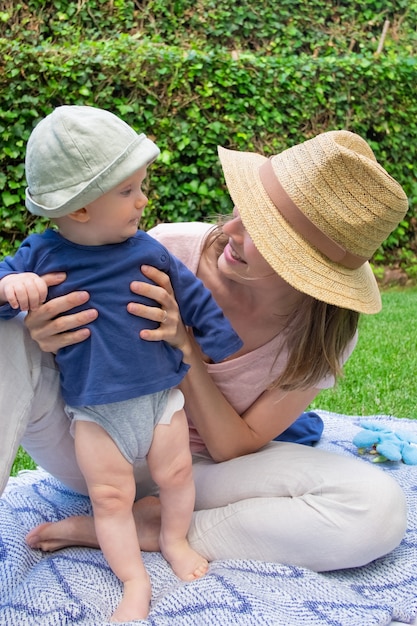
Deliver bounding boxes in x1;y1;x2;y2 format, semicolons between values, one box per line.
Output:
353;421;417;465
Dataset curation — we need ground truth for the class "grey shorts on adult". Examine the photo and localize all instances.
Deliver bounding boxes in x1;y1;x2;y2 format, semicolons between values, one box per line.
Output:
66;388;184;463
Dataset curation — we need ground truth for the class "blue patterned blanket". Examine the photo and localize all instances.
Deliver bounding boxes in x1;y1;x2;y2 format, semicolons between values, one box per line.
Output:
1;411;416;626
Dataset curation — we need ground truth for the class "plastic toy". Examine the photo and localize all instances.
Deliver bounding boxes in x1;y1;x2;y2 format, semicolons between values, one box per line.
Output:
353;421;417;465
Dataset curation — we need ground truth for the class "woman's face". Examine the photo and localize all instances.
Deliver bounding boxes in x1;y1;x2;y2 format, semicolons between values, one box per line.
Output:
217;209;277;283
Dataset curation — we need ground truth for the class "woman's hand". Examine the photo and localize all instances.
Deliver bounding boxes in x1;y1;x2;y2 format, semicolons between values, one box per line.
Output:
25;273;98;353
128;265;191;355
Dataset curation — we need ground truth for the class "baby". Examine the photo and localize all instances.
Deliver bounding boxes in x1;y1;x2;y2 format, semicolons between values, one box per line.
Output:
0;105;242;622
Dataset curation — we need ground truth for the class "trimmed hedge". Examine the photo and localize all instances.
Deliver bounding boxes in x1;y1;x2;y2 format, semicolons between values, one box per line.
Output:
2;0;417;54
0;1;416;268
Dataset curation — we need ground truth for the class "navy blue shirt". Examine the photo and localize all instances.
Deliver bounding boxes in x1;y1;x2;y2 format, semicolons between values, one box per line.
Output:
0;229;242;405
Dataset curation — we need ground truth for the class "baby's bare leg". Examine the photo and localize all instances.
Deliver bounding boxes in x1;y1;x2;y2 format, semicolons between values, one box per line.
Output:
75;421;151;622
147;410;208;580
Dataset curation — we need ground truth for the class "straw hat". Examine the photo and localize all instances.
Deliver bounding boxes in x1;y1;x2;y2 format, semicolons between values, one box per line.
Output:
25;105;160;218
218;130;409;313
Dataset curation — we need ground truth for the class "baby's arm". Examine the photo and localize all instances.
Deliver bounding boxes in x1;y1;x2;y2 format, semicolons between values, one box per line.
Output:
0;272;48;311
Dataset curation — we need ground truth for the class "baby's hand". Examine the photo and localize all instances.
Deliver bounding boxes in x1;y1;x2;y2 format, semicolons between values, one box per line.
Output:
0;273;48;311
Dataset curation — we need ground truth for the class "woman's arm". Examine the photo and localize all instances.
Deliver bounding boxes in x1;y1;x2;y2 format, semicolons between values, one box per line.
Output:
130;266;319;462
179;335;319;461
25;273;98;353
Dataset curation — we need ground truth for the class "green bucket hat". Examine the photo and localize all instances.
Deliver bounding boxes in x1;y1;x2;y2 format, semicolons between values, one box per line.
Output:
25;105;160;218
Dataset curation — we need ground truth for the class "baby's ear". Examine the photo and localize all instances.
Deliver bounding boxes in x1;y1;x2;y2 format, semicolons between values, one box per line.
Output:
68;208;90;222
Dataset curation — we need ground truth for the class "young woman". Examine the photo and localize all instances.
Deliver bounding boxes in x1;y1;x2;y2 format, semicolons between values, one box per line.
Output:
1;129;409;572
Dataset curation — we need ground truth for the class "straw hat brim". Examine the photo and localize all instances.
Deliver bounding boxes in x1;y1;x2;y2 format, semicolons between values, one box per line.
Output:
218;146;381;314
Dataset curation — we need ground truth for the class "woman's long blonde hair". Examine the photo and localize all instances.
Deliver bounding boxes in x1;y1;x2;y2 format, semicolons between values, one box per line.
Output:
203;219;360;391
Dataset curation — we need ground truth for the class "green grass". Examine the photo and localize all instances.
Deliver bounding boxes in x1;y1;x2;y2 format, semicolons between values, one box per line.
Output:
11;286;417;475
310;286;417;419
11;447;37;476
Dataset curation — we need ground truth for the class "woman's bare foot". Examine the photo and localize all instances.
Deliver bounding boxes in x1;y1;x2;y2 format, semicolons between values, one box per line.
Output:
111;572;151;623
26;517;97;552
26;496;161;552
161;537;209;581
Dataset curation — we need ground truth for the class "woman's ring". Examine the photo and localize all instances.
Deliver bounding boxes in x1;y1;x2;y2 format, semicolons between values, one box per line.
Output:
161;309;168;324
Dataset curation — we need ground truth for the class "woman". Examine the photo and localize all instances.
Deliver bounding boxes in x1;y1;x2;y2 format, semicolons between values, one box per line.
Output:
1;130;409;572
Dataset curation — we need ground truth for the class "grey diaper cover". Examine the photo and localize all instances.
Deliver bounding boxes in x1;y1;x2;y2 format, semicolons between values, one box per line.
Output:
65;388;184;463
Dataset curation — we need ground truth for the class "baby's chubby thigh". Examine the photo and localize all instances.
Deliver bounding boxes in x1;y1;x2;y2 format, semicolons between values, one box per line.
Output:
74;391;175;500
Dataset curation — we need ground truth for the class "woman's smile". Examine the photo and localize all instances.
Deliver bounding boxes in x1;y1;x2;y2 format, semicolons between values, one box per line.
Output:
224;241;246;265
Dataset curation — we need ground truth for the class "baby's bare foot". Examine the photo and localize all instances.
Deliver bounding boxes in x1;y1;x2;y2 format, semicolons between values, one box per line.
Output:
161;538;209;581
111;573;151;623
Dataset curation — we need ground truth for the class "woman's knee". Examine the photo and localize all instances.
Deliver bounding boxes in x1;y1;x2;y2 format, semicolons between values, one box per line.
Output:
365;470;407;553
333;466;407;569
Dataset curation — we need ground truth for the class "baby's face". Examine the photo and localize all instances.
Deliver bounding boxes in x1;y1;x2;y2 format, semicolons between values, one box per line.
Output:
83;167;149;245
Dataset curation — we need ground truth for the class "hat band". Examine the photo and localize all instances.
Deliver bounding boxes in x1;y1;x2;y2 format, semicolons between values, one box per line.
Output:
258;159;368;270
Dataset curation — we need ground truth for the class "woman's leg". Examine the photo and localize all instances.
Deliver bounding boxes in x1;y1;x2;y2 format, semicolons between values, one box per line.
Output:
26;441;407;572
189;442;407;571
0;316;87;495
0;316;38;494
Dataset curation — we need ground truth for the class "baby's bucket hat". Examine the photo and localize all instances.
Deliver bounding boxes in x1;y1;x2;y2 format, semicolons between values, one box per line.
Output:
25;105;160;217
218;131;409;313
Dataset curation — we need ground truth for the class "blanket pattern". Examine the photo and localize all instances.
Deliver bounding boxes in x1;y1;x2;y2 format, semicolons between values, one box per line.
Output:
1;411;416;625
